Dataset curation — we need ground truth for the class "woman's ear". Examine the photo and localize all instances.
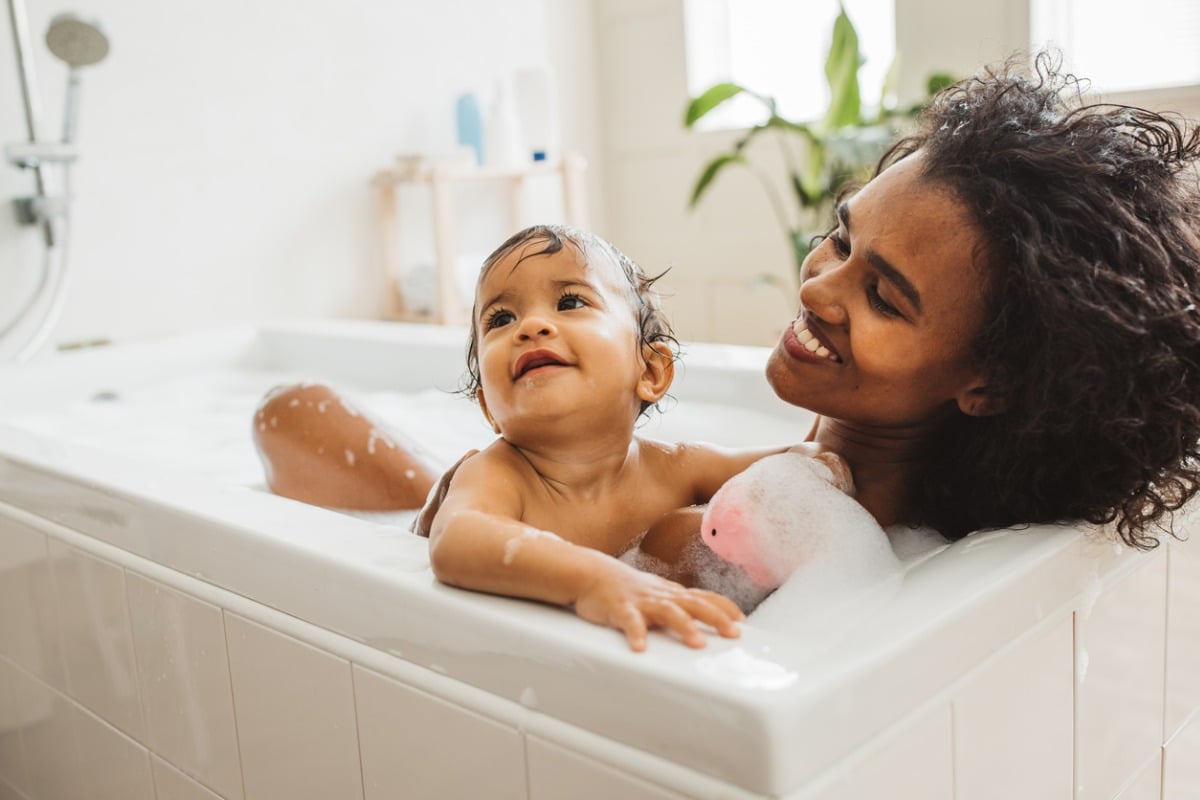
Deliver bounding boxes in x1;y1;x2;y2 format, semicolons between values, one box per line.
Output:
476;389;502;434
955;380;1006;417
636;342;675;404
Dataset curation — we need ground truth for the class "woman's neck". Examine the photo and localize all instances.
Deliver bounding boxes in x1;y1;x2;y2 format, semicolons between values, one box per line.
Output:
810;416;933;529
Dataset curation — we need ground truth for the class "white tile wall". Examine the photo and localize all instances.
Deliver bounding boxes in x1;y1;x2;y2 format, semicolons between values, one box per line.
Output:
0;522;65;691
527;736;689;800
798;704;953;800
1163;713;1200;800
126;574;243;800
151;755;226;800
224;612;364;800
71;703;155;800
352;664;526;800
1166;535;1200;738
1115;752;1162;800
12;667;82;800
1075;550;1169;800
0;660;29;797
49;540;145;741
0;777;24;800
953;615;1074;799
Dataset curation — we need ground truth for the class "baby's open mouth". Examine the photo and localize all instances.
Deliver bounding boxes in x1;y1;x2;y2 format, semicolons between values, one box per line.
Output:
514;349;569;378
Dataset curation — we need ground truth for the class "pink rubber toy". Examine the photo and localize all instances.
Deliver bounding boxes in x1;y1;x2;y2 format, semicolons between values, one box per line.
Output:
700;451;858;590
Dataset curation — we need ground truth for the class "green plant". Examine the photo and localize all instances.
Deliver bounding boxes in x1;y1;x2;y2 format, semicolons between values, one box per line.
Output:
684;5;952;274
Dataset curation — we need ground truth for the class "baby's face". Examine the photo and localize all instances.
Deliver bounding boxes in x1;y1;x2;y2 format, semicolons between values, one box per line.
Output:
472;241;648;440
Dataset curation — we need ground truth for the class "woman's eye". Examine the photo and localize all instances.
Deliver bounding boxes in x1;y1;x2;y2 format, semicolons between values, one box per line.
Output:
558;294;586;311
867;284;901;317
829;232;851;258
484;309;515;330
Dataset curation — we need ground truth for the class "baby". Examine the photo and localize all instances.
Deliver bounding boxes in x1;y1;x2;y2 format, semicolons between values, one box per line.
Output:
424;224;806;651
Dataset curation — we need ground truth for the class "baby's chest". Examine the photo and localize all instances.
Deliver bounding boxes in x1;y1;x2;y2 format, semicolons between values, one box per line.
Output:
523;480;691;555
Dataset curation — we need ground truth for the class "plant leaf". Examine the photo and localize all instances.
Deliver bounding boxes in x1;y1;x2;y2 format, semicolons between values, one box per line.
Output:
685;83;748;127
822;4;862;131
690;153;745;207
925;72;956;98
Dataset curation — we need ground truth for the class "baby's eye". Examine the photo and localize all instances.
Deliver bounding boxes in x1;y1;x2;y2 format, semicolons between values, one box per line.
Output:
558;293;587;311
484;309;515;330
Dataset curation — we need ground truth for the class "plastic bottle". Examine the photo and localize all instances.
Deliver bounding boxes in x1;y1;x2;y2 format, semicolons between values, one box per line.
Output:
513;67;560;162
484;79;523;169
455;92;484;166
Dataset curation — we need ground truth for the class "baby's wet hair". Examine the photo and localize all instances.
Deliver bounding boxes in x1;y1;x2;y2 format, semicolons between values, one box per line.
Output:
461;224;678;415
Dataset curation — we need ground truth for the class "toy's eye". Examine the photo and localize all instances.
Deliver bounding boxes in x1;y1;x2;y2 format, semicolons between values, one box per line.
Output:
709;528;717;537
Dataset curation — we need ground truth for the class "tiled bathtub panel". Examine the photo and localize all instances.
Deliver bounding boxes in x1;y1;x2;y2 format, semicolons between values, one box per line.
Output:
953;614;1074;800
1114;752;1162;800
71;702;154;800
1166;534;1200;738
527;736;689;800
1163;713;1200;800
125;573;243;800
48;540;145;742
224;612;363;800
0;521;65;690
0;659;30;797
1075;550;1168;800
10;667;82;800
797;703;953;800
151;756;226;800
352;664;526;800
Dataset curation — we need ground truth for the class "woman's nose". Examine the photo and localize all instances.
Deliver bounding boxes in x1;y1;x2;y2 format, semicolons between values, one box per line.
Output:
798;262;849;326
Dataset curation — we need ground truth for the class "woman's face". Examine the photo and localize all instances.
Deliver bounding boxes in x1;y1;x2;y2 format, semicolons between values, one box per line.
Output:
766;152;994;430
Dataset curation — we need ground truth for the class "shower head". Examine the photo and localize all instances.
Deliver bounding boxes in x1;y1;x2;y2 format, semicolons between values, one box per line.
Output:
45;13;108;69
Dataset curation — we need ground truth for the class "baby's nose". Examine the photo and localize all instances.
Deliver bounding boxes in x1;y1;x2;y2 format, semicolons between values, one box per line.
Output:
516;314;555;339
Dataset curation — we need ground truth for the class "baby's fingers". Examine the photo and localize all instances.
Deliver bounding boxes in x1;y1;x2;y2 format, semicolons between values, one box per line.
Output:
644;601;707;649
680;590;745;638
614;604;649;652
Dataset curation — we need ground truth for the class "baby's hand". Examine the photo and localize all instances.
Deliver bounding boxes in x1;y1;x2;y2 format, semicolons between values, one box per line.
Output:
573;562;744;652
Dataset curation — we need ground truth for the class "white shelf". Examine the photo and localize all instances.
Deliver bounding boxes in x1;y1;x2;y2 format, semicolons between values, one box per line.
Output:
372;154;588;325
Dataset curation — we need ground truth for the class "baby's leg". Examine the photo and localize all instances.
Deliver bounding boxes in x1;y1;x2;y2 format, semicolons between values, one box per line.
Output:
252;383;440;510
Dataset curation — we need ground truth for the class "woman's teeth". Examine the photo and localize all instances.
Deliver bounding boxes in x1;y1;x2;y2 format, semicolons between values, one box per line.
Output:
792;320;841;362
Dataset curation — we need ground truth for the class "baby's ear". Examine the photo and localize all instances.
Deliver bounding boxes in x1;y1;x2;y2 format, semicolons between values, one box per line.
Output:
636;342;675;404
475;389;501;434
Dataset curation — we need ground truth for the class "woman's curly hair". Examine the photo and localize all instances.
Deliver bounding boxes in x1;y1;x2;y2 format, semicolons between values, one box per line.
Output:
882;53;1200;547
460;224;678;415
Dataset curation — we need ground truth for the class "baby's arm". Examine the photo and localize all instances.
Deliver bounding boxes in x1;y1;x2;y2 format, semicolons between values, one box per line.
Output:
427;454;744;652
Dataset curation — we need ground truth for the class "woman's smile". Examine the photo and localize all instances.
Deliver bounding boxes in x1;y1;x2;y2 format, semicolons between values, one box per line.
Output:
782;317;843;364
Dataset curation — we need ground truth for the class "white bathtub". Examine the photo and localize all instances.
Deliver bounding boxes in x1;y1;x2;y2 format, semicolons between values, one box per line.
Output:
0;321;1196;800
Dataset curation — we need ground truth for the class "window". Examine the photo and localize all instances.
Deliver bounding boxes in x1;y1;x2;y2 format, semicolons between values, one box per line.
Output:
683;0;896;130
1031;0;1200;93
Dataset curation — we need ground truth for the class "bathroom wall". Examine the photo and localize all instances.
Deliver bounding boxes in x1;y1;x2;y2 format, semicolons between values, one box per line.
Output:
0;0;603;354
